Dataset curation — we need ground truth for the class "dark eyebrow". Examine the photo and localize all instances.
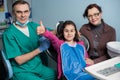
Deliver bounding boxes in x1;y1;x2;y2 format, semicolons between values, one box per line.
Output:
16;11;22;13
16;10;29;13
24;10;29;12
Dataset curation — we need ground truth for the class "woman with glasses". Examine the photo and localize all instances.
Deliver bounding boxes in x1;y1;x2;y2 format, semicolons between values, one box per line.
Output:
79;3;116;64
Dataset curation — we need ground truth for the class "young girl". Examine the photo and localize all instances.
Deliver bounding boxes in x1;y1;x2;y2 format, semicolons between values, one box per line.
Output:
37;20;95;80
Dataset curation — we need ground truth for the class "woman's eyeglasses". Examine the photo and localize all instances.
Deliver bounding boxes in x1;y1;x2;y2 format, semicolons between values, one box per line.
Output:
87;13;100;18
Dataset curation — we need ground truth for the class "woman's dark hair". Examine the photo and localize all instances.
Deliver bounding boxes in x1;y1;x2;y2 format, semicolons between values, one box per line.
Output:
83;3;102;18
58;20;79;42
12;0;30;12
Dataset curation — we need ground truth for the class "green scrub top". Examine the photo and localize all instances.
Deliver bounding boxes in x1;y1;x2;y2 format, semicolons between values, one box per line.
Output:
2;22;44;73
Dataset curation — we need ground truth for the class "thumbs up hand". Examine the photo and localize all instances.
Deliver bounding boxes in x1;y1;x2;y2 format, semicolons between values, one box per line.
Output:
37;21;46;35
37;21;50;52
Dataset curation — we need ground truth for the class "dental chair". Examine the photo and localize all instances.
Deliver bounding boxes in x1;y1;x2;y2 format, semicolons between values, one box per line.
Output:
45;44;57;62
0;50;13;80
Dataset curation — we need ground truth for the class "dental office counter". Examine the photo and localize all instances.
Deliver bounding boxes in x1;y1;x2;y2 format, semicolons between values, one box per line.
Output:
85;56;120;80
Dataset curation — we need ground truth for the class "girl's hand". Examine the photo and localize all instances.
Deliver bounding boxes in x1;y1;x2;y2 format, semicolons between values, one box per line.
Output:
85;58;94;66
37;21;46;35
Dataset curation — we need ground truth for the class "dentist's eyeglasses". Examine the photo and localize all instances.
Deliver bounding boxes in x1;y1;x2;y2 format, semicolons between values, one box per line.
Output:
87;13;100;18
